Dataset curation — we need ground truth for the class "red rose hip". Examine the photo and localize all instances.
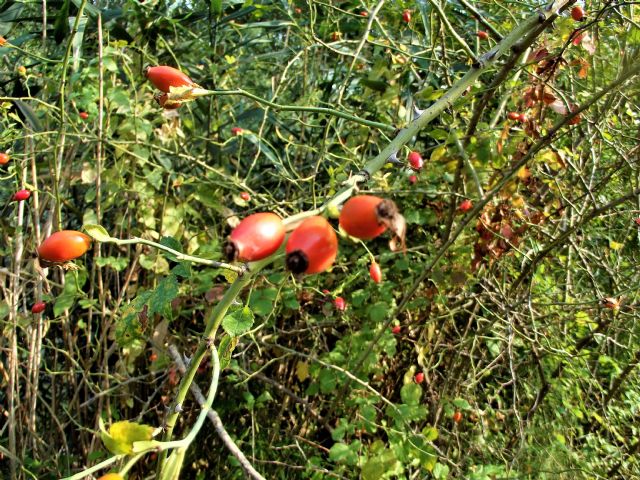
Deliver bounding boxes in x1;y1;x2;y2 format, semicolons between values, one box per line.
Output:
31;302;46;314
38;230;92;263
225;212;285;262
286;216;338;274
13;189;31;201
145;66;195;93
571;6;584;21
407;151;423;170
369;262;382;283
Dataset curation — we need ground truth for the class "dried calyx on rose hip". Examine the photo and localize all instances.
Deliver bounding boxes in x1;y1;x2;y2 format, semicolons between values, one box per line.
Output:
154;92;182;110
285;216;338;274
339;195;406;251
225;212;285;262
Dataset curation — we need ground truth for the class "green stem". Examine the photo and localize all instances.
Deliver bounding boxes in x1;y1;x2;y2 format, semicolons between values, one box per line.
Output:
427;0;477;61
52;0;88;229
103;236;244;273
159;255;273;463
120;453;145;476
175;88;394;132
60;455;123;480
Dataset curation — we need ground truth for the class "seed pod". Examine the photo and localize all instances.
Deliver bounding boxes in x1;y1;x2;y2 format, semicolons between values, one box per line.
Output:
334;297;346;311
407;151;423;170
571;6;584;21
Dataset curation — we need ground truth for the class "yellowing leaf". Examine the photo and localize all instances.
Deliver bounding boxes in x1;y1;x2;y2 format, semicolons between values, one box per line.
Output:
296;361;309;382
100;420;155;455
430;146;447;163
609;240;623;250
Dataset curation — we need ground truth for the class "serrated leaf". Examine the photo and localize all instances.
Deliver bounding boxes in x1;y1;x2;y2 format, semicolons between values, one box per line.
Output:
83;224;111;242
400;383;422;406
147;275;179;317
221;306;254;336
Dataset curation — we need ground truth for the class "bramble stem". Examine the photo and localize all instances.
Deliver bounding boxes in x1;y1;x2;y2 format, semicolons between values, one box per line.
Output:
159;256;274;466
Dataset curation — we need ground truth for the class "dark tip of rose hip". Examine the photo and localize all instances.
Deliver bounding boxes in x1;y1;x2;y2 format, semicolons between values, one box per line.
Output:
224;241;238;262
286;251;309;274
376;199;399;222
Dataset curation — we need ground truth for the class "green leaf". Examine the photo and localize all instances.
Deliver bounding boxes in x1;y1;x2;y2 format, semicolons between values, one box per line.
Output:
147;275;179;317
96;256;128;271
433;462;450;479
329;441;361;466
361;448;401;480
100;420;154;455
211;0;223;15
83;224;111;242
221;306;254;336
53;270;87;316
218;335;238;370
249;288;278;316
422;426;438;442
368;301;389;323
452;398;471;410
400;383;422;406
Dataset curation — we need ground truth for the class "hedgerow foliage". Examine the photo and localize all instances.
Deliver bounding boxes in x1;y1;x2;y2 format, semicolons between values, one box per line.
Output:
2;0;640;478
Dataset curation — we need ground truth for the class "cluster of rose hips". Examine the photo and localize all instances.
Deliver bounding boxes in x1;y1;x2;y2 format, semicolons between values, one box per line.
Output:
225;194;403;283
